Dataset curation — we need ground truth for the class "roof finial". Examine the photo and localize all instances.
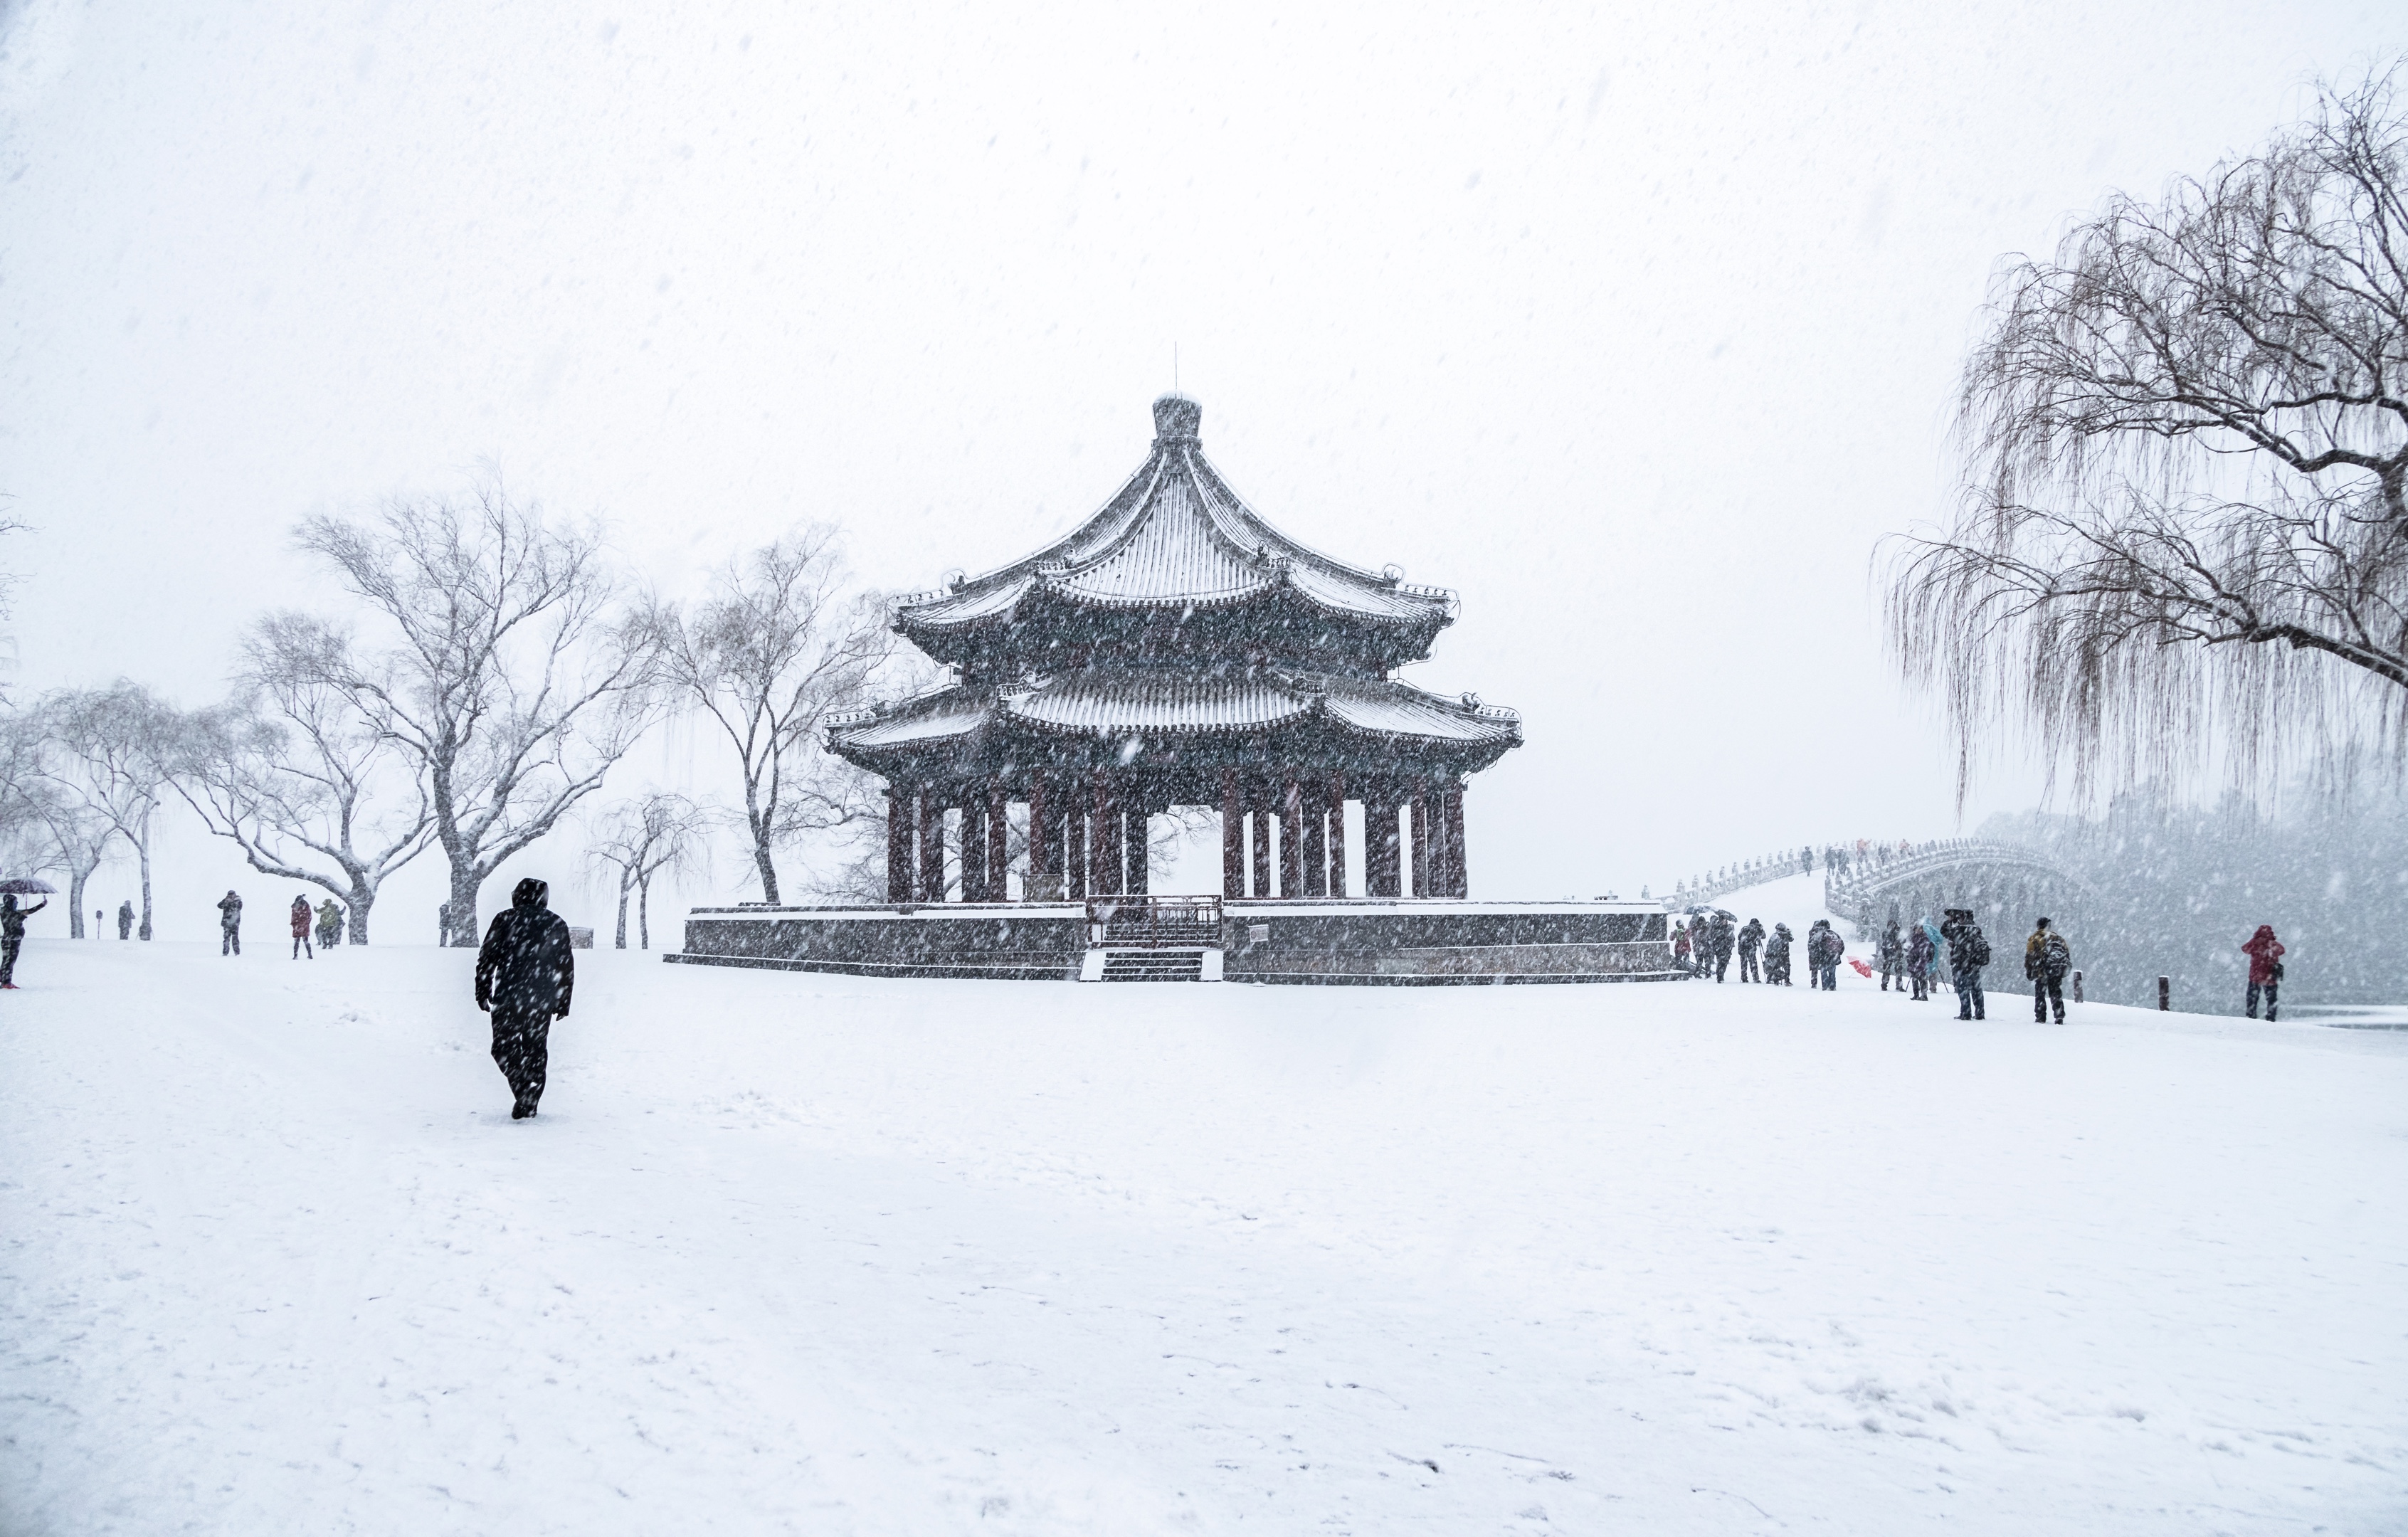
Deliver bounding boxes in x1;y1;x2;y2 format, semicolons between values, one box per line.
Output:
1151;394;1201;445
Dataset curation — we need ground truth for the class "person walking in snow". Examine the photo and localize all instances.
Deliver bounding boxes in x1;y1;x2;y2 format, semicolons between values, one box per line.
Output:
1940;908;1990;1020
116;899;134;939
1764;922;1793;986
290;894;315;959
217;890;243;956
1736;917;1765;983
475;877;576;1120
1805;919;1842;991
2242;924;2286;1020
1905;919;1935;1000
1707;910;1736;983
2024;917;2073;1024
316;897;344;950
1672;918;1695;976
1878;919;1906;993
0;892;48;989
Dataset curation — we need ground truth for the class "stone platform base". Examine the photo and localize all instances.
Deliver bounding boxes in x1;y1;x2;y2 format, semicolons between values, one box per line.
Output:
670;899;1679;986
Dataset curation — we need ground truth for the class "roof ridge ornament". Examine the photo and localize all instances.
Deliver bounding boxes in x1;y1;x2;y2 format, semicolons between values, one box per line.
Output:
1151;394;1202;445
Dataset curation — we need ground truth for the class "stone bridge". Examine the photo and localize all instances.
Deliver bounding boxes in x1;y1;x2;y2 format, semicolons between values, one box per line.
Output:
1672;840;2091;941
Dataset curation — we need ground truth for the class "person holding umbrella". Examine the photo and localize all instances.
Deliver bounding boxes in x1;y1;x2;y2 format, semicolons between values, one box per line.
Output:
0;879;56;989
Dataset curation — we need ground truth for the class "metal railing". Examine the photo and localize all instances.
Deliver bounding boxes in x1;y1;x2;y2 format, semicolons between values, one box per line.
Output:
1088;894;1222;949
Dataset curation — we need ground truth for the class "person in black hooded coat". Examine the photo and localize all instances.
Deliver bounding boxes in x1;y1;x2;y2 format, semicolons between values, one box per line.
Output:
475;877;576;1119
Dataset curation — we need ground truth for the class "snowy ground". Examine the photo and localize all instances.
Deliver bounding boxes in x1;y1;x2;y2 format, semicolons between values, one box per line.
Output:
4;929;2404;1536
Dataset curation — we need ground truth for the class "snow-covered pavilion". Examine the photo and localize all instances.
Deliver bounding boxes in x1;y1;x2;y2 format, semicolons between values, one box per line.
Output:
826;395;1523;902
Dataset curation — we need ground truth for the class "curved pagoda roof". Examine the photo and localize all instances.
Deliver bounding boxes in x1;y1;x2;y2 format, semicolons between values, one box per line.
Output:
890;396;1458;676
828;668;1523;783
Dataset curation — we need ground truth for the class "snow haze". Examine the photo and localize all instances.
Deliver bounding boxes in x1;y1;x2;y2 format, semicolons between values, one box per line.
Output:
4;1;2402;925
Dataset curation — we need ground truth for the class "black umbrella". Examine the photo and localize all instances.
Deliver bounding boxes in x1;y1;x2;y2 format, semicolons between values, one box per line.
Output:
0;877;58;894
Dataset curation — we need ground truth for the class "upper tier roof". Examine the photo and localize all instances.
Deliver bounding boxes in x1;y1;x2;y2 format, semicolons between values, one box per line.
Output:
892;397;1457;671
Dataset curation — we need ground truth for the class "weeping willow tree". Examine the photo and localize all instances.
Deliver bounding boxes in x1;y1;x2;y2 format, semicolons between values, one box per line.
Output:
1889;68;2408;798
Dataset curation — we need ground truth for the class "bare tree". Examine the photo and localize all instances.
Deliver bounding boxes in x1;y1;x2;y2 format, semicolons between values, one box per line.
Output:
174;615;438;944
583;791;714;949
656;527;890;904
0;718;114;936
1888;67;2408;796
38;683;179;939
294;482;662;945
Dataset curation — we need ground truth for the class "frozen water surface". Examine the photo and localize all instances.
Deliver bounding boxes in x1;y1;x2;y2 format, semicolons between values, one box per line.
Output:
3;938;2402;1535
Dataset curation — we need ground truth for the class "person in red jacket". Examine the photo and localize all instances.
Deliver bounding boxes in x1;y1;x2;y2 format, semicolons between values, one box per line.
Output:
2242;925;2285;1020
290;894;315;960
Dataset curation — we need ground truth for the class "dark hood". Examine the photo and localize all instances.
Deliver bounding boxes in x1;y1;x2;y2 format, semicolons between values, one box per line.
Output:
512;878;550;909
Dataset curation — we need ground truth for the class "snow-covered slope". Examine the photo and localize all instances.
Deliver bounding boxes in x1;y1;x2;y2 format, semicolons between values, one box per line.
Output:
4;939;2402;1535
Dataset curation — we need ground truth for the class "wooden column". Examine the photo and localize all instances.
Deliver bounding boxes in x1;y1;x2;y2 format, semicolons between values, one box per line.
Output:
1301;779;1328;897
1067;798;1088;899
1249;783;1271;898
1027;776;1050;894
1326;771;1348;899
1221;768;1244;897
1092;772;1123;896
1409;786;1431;899
1368;796;1400;897
1280;773;1303;898
886;786;912;902
988;783;1009;902
917;786;946;902
1127;794;1150;896
961;797;988;902
1445;783;1467;897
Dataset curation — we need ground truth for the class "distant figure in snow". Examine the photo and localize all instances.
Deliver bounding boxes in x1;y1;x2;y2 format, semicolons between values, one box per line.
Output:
1736;917;1765;983
1805;919;1842;991
1940;908;1990;1020
2242;925;2286;1020
117;900;134;939
476;877;576;1120
290;895;314;960
2024;918;2073;1024
93;909;102;936
0;892;48;988
1763;922;1794;986
1706;911;1736;983
316;897;344;950
1877;919;1906;993
1905;919;1935;1001
1799;846;1814;875
1672;919;1695;976
217;891;243;956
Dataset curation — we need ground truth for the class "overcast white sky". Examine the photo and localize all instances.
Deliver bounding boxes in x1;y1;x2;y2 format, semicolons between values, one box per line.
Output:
2;0;2400;932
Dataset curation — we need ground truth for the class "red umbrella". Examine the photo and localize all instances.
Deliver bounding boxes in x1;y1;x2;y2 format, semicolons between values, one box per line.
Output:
0;877;58;894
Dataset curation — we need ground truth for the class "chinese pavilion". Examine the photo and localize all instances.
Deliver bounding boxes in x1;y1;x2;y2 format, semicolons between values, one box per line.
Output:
826;396;1522;902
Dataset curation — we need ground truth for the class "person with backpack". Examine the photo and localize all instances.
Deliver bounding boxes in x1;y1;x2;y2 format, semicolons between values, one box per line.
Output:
1940;908;1990;1020
1706;910;1736;983
1764;922;1794;986
2242;925;2286;1020
1905;919;1936;1001
2024;917;2073;1024
1804;919;1841;990
1736;917;1765;983
315;897;344;950
1877;919;1906;993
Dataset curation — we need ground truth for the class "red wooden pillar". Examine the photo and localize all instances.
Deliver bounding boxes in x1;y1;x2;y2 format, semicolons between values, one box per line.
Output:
988;782;1009;902
1301;781;1328;897
1067;796;1089;899
1279;773;1303;898
886;786;912;902
1093;771;1123;896
1249;781;1271;898
1368;796;1401;897
917;786;946;902
1445;783;1468;897
1409;786;1431;899
1027;776;1050;897
1128;791;1151;896
960;797;988;902
1221;768;1243;897
1326;771;1348;899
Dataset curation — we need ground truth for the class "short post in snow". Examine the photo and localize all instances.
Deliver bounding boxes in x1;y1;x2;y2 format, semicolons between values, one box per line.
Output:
2071;969;2083;1003
2158;976;2170;1012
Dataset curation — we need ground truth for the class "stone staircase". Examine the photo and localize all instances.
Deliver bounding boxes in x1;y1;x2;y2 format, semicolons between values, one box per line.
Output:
1098;948;1210;982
